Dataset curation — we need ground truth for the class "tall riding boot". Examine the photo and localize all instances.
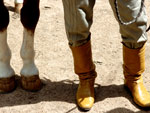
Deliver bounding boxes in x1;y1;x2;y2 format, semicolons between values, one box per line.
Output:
70;40;97;110
123;44;150;107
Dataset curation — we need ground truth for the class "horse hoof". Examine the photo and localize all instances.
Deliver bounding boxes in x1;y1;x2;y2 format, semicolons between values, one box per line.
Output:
21;75;42;91
0;76;16;93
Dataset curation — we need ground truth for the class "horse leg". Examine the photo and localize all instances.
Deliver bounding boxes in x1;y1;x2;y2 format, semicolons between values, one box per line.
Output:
14;0;23;14
0;0;16;93
20;0;42;91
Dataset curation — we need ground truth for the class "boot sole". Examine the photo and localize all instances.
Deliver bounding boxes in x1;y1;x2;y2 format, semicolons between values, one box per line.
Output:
76;100;91;112
124;84;150;110
76;90;96;112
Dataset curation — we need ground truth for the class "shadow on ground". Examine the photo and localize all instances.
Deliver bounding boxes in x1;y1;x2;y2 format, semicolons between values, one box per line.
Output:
106;107;150;113
96;85;150;112
0;76;77;107
0;75;149;112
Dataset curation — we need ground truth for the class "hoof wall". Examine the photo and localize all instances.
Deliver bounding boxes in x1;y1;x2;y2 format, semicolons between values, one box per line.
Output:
21;75;42;92
0;76;16;93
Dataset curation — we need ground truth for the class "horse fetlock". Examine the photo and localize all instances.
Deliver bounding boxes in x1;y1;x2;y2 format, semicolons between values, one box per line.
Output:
21;62;39;77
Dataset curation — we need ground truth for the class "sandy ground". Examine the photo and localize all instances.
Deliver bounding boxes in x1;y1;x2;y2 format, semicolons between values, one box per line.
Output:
1;0;150;113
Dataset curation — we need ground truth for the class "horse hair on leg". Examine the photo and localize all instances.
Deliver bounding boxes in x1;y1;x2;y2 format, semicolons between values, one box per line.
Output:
14;0;23;14
0;0;16;93
20;0;42;91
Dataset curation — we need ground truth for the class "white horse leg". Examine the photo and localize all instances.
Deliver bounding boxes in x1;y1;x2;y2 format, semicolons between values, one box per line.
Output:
20;0;41;91
20;28;41;91
15;0;23;3
0;1;16;92
0;30;15;78
14;0;23;14
20;28;39;77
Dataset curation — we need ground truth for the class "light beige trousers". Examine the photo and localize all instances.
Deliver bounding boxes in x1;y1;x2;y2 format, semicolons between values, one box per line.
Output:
62;0;147;48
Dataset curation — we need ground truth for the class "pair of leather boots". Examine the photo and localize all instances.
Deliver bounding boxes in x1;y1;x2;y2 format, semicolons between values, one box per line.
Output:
70;40;150;110
0;39;149;109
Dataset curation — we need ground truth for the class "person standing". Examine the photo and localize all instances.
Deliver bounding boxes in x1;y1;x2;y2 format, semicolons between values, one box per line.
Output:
62;0;150;111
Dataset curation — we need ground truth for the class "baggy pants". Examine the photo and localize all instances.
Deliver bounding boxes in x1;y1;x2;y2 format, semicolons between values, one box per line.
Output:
62;0;147;49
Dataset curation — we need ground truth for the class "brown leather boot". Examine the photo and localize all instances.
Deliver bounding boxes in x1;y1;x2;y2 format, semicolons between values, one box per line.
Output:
70;40;97;111
123;44;150;107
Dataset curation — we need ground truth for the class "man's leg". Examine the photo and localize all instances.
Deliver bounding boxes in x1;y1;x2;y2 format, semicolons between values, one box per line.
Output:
62;0;97;110
109;0;150;107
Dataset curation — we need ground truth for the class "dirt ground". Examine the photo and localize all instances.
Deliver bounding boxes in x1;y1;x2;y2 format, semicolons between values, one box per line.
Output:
1;0;150;113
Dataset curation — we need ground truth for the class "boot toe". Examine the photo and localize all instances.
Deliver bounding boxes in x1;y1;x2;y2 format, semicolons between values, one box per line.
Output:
77;97;94;110
134;97;150;108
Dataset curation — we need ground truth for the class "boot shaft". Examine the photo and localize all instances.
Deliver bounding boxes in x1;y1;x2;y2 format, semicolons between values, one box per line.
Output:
70;40;97;79
123;44;145;80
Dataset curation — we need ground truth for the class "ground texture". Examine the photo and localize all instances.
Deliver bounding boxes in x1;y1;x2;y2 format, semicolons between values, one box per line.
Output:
1;0;150;113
